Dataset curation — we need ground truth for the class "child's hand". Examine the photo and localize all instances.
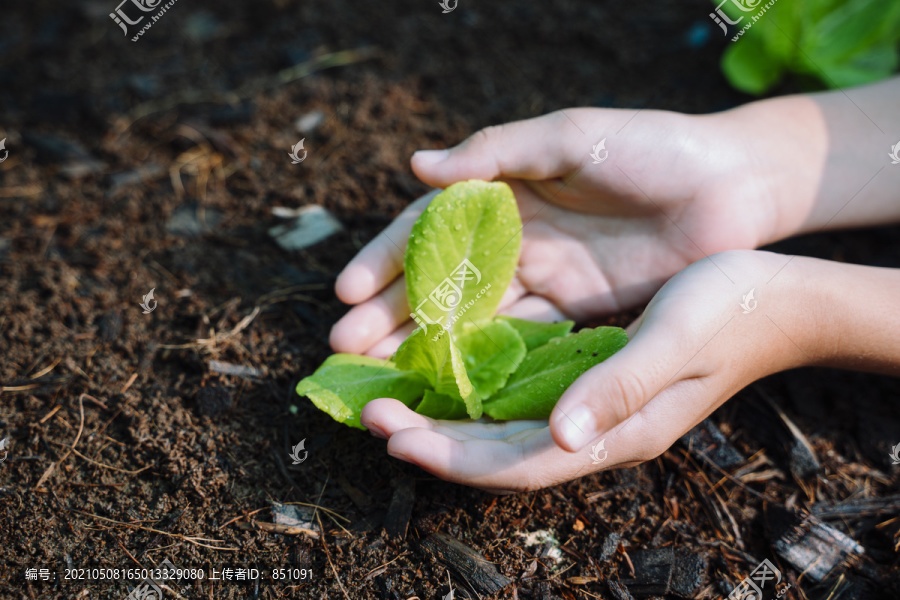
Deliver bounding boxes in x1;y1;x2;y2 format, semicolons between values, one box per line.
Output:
331;78;900;492
362;249;900;492
333;77;900;357
330;108;791;357
361;249;812;492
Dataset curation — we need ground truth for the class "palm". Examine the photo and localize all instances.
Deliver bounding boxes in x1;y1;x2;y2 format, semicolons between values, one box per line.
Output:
496;166;754;321
361;399;603;494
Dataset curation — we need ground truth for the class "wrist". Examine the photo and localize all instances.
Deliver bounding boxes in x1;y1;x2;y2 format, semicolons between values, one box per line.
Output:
804;258;900;375
706;96;829;246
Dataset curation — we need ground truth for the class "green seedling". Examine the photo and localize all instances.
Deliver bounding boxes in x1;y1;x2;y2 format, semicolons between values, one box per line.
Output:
717;0;900;95
296;180;628;428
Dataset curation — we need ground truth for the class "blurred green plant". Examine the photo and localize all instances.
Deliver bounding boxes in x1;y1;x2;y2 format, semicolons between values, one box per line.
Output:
716;0;900;94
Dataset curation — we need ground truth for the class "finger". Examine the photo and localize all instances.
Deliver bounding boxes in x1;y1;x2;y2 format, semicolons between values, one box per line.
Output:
612;375;728;464
493;274;526;313
498;293;569;323
365;321;416;359
549;320;688;453
411;112;585;188
335;189;438;305
385;426;572;493
386;374;728;493
361;398;435;437
361;398;546;442
330;276;412;354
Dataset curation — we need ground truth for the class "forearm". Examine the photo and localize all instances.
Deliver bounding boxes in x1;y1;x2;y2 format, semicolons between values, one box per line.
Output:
799;257;900;376
725;76;900;242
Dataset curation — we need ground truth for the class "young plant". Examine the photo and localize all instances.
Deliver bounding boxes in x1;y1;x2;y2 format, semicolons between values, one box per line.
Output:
717;0;900;95
296;180;628;428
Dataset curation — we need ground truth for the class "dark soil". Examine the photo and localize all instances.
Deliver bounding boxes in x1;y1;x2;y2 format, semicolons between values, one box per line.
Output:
1;1;898;599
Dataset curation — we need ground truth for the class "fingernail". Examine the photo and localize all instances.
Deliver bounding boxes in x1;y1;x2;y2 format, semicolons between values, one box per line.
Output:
363;422;387;439
412;149;449;166
387;450;413;464
555;405;596;450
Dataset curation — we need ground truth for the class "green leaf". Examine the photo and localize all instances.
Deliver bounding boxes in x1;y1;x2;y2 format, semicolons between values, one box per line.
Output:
296;354;429;429
483;327;628;420
716;0;900;95
496;316;574;351
405;180;521;334
722;30;785;95
454;319;527;400
393;323;480;418
415;389;468;420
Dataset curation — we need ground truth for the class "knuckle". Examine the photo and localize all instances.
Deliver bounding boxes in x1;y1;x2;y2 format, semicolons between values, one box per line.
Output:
639;437;670;462
472;124;503;147
605;369;648;425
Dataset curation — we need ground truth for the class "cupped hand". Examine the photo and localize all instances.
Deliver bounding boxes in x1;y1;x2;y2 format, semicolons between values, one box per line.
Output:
329;108;787;357
360;250;818;493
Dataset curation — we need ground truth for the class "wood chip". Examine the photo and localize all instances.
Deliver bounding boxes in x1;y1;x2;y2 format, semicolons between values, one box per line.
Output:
607;580;636;600
419;533;512;596
760;392;820;478
620;547;708;598
679;418;744;469
768;506;863;582
812;494;900;521
235;520;319;538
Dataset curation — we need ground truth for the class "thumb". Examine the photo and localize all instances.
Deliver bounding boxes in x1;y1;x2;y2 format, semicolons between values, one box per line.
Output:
549;327;687;453
410;111;583;188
